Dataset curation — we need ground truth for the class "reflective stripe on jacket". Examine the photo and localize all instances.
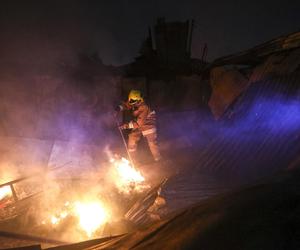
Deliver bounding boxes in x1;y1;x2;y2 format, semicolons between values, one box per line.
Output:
126;102;157;134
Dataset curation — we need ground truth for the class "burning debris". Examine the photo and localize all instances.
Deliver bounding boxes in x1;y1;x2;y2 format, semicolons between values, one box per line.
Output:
0;186;12;202
0;153;163;245
108;156;150;195
125;179;167;226
40;198;110;238
73;200;109;237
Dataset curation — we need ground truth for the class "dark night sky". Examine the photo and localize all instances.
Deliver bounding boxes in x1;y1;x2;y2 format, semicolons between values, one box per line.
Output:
0;0;300;66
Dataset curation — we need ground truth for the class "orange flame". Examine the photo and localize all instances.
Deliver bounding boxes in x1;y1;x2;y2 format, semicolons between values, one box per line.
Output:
43;199;109;238
110;157;149;194
74;200;109;237
0;186;12;200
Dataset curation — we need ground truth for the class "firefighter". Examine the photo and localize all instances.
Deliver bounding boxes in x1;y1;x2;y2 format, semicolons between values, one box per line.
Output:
116;90;162;165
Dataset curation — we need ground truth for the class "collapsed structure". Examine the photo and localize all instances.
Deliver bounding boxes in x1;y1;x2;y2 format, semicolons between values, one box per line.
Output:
0;19;299;249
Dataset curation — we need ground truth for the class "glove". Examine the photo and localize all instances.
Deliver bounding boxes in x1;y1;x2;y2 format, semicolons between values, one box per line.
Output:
122;101;131;110
119;121;136;129
119;123;129;130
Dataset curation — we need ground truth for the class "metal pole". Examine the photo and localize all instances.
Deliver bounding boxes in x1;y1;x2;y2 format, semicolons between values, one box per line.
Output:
114;115;135;168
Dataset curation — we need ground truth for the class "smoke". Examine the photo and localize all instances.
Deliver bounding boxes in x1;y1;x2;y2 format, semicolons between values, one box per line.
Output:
0;52;122;240
155;88;300;181
0;1;299;238
0;60;121;176
160;90;300;139
241;96;300;133
9;144;148;243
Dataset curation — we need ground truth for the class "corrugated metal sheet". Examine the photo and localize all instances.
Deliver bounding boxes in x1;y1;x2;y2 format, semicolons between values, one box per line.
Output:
211;31;300;66
195;71;300;181
44;168;300;250
249;48;300;82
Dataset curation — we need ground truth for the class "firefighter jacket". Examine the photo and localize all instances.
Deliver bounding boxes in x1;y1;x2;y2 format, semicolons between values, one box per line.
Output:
120;101;157;136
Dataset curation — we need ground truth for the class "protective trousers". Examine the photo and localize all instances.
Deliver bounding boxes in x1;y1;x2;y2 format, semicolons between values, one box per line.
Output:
128;129;162;164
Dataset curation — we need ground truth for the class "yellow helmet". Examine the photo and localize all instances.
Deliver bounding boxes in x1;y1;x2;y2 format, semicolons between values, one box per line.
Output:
128;90;143;104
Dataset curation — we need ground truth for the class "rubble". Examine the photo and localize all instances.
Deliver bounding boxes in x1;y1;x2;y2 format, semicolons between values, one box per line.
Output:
9;168;298;250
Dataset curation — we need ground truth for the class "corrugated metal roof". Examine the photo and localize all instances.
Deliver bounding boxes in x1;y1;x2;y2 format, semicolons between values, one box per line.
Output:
211;31;300;66
195;63;300;182
44;168;300;250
